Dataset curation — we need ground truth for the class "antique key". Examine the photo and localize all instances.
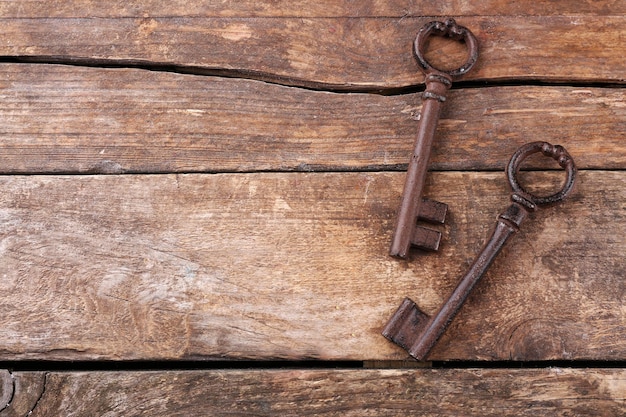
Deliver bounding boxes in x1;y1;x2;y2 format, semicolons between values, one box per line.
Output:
390;18;479;258
383;142;577;360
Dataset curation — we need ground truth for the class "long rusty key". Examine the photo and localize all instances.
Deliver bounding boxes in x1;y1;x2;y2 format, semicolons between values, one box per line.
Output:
383;142;577;361
390;18;479;258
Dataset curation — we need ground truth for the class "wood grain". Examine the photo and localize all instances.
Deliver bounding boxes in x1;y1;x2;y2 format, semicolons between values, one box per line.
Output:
2;16;625;88
0;1;623;412
0;171;622;361
17;369;625;416
0;64;623;174
0;371;46;417
1;0;623;18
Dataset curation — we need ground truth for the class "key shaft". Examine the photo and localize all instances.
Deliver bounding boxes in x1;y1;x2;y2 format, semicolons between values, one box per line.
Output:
384;203;528;360
390;18;479;258
390;75;451;258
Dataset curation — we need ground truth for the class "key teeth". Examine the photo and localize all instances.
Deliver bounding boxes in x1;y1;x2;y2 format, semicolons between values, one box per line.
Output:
410;199;446;251
411;226;442;251
419;198;448;224
382;298;431;352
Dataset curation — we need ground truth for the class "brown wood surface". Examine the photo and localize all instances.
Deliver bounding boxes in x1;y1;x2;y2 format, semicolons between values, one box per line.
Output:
0;369;621;416
0;0;624;413
1;0;624;17
2;16;625;88
0;64;623;174
0;371;45;417
0;171;622;361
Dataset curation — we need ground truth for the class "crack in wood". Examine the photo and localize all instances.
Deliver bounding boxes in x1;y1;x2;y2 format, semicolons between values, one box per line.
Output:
0;55;623;96
0;371;46;417
0;371;15;413
24;372;47;417
0;55;396;94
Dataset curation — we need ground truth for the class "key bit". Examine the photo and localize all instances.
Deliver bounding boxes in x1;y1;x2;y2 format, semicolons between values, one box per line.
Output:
409;198;448;251
383;142;577;361
390;18;479;258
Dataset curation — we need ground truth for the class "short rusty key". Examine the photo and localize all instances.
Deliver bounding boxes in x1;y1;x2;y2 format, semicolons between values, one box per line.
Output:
390;18;479;258
383;142;577;360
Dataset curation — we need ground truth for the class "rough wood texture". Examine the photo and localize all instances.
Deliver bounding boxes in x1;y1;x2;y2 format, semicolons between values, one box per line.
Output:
0;64;623;174
1;0;623;17
0;371;45;417
8;369;622;416
0;171;622;361
2;16;625;87
0;0;623;414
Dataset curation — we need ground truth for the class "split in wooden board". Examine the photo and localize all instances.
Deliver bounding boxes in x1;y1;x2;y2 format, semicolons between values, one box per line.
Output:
0;369;624;416
0;64;624;174
0;171;623;361
1;16;625;87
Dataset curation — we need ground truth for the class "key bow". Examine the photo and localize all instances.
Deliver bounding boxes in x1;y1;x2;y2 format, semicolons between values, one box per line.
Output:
390;19;479;258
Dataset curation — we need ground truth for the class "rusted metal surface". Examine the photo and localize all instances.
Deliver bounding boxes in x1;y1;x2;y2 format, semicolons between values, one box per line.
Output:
390;18;479;258
383;141;577;361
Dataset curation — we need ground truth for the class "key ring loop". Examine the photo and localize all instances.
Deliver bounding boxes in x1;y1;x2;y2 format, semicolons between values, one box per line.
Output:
414;18;479;78
507;141;577;207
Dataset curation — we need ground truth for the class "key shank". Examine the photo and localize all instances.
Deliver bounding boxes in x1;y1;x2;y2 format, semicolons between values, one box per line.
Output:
389;75;452;258
384;202;529;360
389;18;479;258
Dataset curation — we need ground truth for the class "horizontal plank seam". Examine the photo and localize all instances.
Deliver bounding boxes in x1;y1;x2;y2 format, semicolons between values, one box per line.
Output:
1;360;626;372
0;168;619;177
0;168;619;178
0;361;365;372
432;360;626;369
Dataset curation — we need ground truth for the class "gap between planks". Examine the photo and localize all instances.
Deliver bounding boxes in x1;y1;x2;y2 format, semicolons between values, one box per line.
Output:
3;359;626;373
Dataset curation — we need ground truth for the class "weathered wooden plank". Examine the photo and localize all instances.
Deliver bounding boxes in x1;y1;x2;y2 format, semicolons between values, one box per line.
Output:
1;16;625;87
1;0;624;18
0;64;623;174
0;171;622;361
0;371;45;417
5;369;621;416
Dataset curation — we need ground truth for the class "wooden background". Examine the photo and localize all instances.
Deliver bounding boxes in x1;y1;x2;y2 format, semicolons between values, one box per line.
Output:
0;1;624;415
